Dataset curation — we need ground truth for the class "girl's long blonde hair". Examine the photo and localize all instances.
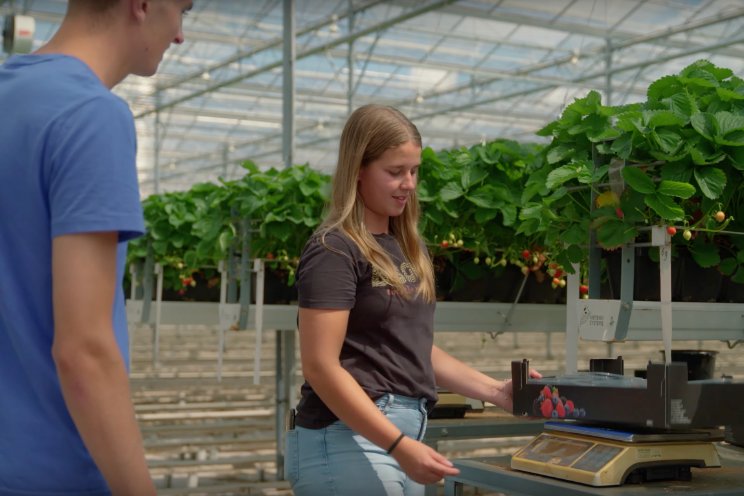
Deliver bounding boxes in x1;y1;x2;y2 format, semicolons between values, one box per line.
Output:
318;104;435;302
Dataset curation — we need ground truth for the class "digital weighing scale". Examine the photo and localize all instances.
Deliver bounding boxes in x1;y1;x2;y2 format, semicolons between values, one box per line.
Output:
510;421;722;486
509;357;743;487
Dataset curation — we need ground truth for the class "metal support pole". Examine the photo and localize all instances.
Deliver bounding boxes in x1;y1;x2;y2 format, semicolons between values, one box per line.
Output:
141;241;154;324
239;218;252;330
347;0;355;114
605;39;613;106
252;259;265;385
154;91;161;194
222;142;229;179
565;264;579;374
152;263;163;368
228;212;240;304
275;330;296;480
660;231;673;363
282;0;295;170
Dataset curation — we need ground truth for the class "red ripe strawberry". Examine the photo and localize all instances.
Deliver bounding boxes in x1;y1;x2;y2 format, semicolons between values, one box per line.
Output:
555;400;566;418
522;249;531;260
666;226;677;236
579;284;589;295
540;398;553;418
440;240;449;248
615;207;624;219
565;400;574;415
541;386;552;399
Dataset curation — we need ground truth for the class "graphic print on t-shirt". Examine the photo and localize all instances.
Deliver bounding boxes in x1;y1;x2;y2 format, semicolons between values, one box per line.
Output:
371;261;417;288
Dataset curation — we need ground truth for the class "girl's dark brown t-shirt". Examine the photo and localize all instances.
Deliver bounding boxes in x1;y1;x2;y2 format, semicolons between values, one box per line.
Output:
294;230;437;429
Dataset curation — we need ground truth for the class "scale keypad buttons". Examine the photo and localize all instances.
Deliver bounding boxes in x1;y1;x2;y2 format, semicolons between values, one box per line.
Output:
573;444;623;472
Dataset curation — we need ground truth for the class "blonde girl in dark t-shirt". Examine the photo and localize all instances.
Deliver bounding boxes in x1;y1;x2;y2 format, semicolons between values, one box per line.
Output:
285;104;540;496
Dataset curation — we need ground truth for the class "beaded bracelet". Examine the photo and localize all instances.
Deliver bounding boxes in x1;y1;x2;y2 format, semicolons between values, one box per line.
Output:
386;433;406;454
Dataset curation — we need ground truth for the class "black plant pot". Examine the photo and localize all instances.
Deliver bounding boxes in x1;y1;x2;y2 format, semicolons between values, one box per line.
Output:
447;272;492;302
676;247;722;302
433;256;455;301
602;247;682;301
252;268;297;304
718;275;744;303
488;264;524;303
658;349;718;381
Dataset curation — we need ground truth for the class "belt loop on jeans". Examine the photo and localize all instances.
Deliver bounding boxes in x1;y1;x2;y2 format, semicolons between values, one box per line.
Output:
377;392;393;410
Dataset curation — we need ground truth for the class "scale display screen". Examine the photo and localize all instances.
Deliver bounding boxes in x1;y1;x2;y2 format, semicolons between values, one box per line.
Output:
519;434;621;468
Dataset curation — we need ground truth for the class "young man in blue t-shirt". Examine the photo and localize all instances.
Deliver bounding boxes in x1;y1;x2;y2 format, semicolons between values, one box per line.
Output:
0;0;192;494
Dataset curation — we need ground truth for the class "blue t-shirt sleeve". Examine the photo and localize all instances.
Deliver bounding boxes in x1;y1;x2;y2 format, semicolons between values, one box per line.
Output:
48;95;144;241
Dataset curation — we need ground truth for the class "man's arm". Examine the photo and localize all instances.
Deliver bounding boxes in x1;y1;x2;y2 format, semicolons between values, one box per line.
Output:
52;232;155;495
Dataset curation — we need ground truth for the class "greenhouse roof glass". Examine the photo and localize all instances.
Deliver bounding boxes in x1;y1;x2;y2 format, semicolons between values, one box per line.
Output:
3;0;744;196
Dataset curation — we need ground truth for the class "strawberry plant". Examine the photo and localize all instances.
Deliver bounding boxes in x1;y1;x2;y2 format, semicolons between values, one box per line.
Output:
417;139;549;298
530;59;744;292
127;182;232;292
231;162;330;284
127;162;329;293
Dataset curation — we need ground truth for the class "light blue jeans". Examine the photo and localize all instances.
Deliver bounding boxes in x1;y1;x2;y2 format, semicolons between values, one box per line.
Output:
285;393;429;496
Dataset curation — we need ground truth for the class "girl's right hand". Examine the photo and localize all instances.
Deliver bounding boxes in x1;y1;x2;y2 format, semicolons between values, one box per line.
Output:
391;436;460;485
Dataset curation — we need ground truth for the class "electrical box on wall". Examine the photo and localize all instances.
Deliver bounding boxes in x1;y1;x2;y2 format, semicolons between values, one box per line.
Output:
3;15;35;54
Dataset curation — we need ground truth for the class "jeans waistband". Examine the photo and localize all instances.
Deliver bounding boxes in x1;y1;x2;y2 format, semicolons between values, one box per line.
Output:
375;393;428;410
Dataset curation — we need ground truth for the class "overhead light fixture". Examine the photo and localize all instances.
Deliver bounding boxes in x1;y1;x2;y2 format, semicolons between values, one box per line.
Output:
570;51;580;65
415;93;424;104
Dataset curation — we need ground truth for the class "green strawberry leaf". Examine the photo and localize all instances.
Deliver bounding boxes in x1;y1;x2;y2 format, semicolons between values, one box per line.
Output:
691;112;716;141
622;166;656;194
645;193;685;220
689;243;720;268
693;166;726;199
657;180;695;199
596;219;637;249
439;182;465;201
